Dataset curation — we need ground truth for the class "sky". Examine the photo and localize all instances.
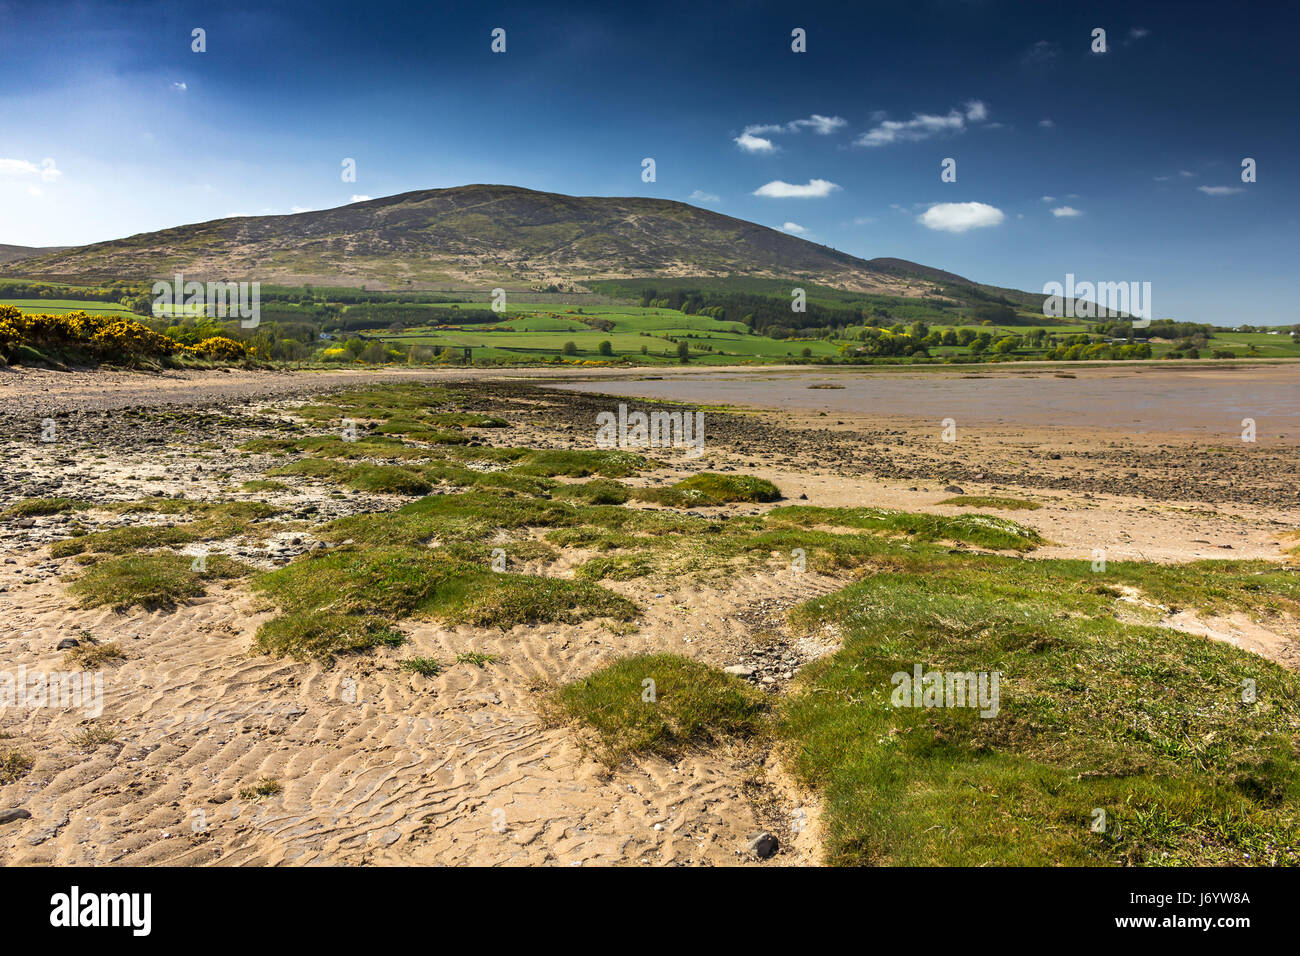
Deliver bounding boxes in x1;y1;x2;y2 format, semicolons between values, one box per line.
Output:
1;0;1297;324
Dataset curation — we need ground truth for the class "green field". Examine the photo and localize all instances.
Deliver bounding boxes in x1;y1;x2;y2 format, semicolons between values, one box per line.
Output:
4;279;1298;367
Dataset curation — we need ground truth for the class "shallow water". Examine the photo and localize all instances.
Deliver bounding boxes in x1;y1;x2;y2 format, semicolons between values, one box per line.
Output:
545;366;1300;439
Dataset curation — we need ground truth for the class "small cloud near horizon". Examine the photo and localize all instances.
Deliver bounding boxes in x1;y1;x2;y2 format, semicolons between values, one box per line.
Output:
689;189;721;204
753;178;840;198
1197;185;1243;196
917;201;1005;233
1051;206;1083;217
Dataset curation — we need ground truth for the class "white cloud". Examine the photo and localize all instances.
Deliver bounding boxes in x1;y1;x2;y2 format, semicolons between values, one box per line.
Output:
171;82;188;92
1051;206;1083;217
26;185;43;197
780;222;807;234
1038;118;1055;129
734;114;846;152
753;178;841;199
735;131;776;153
1197;185;1243;196
0;157;62;182
855;101;988;148
291;206;314;213
852;216;877;225
917;201;1005;233
689;189;720;204
349;194;373;202
1127;27;1150;42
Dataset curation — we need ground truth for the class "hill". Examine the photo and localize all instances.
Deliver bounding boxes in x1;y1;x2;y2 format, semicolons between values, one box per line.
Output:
10;185;971;296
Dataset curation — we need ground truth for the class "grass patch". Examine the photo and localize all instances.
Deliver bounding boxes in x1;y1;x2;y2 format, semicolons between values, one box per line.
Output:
400;657;442;677
63;641;126;668
549;653;769;769
241;479;289;492
0;749;33;784
250;545;635;661
456;651;499;667
2;497;85;518
778;558;1300;866
67;552;250;610
939;495;1042;511
635;472;780;507
49;501;280;557
239;778;282;800
253;612;405;662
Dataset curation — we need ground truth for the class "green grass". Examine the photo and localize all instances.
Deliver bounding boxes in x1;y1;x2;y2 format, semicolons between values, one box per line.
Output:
777;557;1300;866
400;657;443;677
635;473;781;507
456;651;499;667
250;545;636;661
550;653;769;768
253;612;405;662
939;495;1043;511
67;552;250;610
2;497;86;518
49;500;280;557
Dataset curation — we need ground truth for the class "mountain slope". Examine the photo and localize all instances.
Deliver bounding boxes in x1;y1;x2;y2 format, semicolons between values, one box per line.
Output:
9;185;956;295
0;243;70;266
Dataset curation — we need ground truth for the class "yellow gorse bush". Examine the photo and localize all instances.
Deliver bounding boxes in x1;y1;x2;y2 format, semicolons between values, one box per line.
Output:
0;307;246;365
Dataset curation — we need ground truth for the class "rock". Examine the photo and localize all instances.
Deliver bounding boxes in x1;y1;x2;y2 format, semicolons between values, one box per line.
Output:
0;808;32;825
723;665;755;677
943;485;965;494
746;831;779;859
56;638;80;650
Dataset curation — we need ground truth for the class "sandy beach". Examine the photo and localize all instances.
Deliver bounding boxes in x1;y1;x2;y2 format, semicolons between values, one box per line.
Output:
1;364;1297;866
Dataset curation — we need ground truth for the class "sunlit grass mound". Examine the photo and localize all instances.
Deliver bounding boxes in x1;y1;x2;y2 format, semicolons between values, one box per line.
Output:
550;654;769;768
635;473;781;507
779;556;1300;866
68;552;250;610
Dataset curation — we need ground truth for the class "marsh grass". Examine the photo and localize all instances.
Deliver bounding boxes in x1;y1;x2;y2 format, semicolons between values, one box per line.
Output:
549;653;769;769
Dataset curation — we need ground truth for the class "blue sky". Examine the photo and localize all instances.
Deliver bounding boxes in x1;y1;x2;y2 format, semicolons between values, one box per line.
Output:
1;0;1296;324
